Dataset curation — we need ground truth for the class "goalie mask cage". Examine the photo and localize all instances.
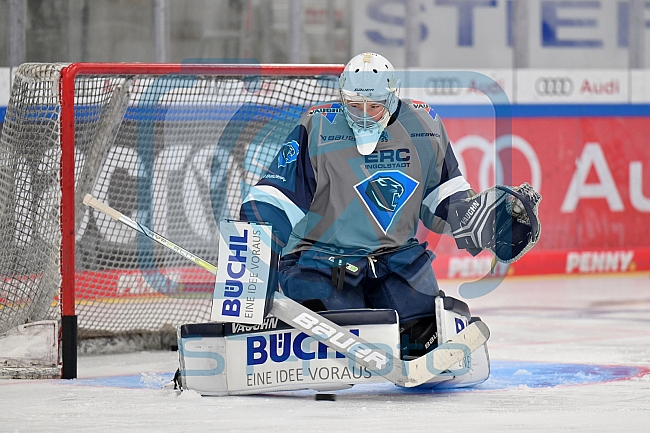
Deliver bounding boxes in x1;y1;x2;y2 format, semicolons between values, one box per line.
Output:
0;62;343;379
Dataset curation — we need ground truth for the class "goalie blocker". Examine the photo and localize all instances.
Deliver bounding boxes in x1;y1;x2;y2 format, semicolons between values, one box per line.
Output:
177;293;489;395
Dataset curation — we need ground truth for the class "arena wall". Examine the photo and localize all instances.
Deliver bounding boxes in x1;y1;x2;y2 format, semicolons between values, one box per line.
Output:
1;67;648;279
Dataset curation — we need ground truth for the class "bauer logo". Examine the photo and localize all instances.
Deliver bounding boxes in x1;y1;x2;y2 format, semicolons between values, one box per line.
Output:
212;221;272;325
292;312;388;370
319;134;355;142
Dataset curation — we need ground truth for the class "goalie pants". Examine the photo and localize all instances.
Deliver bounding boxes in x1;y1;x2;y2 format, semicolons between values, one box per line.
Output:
278;242;440;322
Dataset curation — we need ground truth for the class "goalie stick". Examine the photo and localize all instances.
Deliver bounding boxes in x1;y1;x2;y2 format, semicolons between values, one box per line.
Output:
83;194;489;387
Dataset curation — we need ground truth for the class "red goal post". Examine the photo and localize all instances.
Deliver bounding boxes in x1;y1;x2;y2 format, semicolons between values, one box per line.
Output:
0;62;344;379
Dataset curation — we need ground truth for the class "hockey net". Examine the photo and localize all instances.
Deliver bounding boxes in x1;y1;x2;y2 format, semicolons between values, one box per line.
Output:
0;62;342;378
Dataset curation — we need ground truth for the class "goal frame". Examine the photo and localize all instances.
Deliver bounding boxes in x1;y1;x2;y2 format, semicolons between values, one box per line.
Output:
58;63;344;379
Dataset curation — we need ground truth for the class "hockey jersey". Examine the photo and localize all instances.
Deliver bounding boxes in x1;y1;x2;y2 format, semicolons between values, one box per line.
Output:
240;99;472;257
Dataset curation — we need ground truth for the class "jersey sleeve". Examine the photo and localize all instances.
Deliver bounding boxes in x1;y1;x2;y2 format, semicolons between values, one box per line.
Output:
419;113;474;234
239;121;316;246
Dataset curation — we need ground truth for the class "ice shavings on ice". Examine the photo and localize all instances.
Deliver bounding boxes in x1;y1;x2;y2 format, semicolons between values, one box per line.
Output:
140;372;171;389
70;372;175;389
469;361;646;391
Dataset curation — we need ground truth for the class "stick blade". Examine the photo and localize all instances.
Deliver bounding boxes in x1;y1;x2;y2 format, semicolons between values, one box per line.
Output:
82;194;122;220
473;320;490;341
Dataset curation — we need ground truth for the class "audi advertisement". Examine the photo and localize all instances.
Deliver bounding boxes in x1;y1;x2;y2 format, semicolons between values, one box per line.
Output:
517;70;628;103
419;111;650;279
402;69;640;105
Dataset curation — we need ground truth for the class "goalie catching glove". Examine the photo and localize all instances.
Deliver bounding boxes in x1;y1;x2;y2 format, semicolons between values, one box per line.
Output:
448;183;541;263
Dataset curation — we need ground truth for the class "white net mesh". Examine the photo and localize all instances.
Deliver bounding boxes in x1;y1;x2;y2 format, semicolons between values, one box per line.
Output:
0;63;340;345
0;64;64;337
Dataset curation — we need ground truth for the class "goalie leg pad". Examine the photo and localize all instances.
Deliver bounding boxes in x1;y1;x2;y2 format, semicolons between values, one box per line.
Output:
426;295;490;388
177;310;401;395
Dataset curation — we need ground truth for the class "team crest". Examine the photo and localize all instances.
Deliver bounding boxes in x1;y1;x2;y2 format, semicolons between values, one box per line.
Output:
412;99;437;120
278;140;299;167
309;103;343;124
354;171;419;234
379;130;390;142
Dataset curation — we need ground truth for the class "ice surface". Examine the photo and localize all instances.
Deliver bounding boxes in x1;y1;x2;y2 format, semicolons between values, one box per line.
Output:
2;273;650;432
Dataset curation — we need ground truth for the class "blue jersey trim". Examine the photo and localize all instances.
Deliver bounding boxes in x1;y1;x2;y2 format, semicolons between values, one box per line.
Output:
3;104;650;124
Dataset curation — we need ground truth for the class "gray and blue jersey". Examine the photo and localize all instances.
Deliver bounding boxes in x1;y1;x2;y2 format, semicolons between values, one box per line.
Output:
240;99;472;256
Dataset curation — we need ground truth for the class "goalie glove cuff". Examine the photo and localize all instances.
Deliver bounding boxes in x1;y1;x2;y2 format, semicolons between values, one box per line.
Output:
448;183;541;263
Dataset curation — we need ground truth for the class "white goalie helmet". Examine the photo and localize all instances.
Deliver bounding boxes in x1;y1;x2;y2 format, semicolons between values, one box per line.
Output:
339;52;401;155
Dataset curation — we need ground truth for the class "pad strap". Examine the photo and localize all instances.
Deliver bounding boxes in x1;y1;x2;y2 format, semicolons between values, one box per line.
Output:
330;257;347;291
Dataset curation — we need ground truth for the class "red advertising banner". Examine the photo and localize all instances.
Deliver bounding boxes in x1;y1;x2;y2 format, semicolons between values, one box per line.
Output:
421;116;650;278
7;115;646;304
57;115;649;299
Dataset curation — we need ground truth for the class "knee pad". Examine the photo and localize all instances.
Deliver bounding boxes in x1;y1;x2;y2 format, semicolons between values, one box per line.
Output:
399;315;438;359
399;294;490;387
432;294;490;388
398;296;474;360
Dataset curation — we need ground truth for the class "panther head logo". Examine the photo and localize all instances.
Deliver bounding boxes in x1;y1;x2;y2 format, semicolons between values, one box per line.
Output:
365;176;404;212
278;140;299;167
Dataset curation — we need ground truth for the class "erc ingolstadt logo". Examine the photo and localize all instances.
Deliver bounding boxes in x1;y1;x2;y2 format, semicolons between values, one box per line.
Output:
354;170;419;234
